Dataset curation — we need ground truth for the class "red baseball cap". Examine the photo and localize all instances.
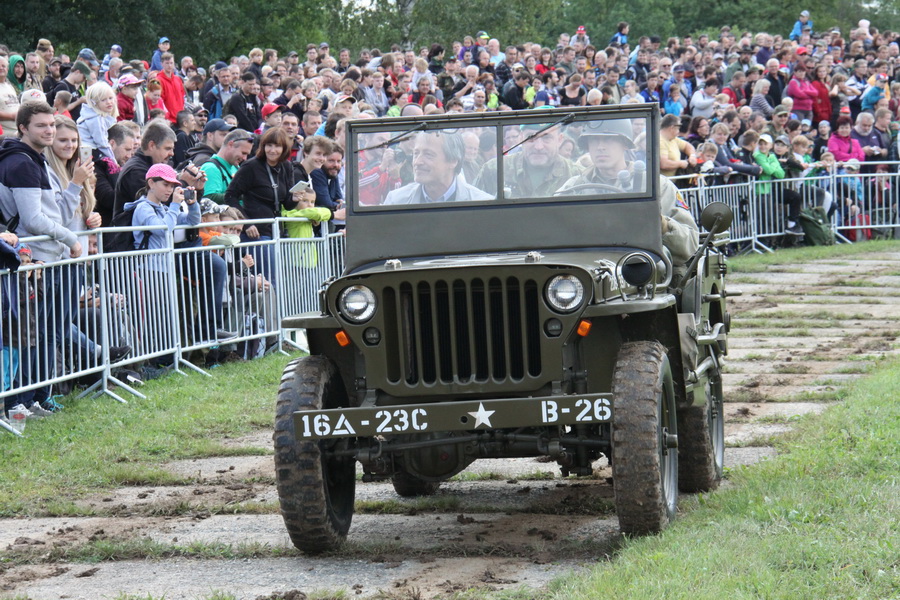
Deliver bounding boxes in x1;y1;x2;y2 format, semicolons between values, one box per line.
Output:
261;103;284;119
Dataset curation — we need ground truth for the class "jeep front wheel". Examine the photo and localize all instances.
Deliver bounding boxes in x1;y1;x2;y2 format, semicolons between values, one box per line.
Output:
611;341;679;535
274;356;356;553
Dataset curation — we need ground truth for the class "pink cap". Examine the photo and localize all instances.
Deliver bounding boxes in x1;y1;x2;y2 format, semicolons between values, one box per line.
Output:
117;74;143;88
145;164;181;184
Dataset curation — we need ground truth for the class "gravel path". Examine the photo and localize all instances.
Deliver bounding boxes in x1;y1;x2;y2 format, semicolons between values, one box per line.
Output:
3;251;899;600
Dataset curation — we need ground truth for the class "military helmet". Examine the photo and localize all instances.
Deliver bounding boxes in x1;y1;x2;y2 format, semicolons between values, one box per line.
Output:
579;118;635;150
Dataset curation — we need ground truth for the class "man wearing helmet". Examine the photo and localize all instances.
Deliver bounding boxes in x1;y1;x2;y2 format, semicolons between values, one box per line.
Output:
474;121;582;198
559;118;699;269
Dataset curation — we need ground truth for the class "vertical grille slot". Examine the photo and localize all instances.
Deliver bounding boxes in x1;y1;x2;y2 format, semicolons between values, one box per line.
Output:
452;280;472;381
415;282;436;384
383;286;400;383
488;277;507;379
434;281;454;382
506;277;524;380
524;280;542;376
471;278;490;380
399;283;417;384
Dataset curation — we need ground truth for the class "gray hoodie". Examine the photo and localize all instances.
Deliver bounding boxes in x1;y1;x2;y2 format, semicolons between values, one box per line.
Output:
0;138;80;263
77;104;116;161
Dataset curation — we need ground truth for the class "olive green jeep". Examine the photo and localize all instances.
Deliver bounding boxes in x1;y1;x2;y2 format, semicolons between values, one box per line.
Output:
274;105;735;553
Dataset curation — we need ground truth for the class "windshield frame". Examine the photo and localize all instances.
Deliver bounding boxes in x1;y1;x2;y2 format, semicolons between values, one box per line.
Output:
346;105;659;214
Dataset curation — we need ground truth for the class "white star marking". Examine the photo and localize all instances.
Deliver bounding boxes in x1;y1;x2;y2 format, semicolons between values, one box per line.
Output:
467;403;496;429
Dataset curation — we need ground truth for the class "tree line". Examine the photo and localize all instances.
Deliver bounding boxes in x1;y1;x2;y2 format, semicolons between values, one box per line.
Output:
2;0;897;68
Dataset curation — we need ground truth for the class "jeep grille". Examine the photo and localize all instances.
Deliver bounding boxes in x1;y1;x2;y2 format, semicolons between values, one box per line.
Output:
382;277;542;385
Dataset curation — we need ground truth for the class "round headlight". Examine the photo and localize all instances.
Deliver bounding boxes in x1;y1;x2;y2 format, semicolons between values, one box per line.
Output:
546;275;585;313
339;285;377;323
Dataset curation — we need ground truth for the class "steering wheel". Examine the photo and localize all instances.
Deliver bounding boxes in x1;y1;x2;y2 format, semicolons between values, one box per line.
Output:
554;182;625;196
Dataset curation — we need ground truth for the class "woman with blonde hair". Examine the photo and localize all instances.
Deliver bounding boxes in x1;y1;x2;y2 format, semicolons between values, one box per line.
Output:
45;115;100;243
77;82;118;161
44;115;132;362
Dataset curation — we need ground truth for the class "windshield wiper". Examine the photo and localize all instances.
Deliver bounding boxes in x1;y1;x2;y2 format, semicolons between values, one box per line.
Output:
503;113;576;155
356;122;428;153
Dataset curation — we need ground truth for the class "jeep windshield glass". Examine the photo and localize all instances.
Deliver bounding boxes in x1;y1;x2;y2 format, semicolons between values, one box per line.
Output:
352;113;650;208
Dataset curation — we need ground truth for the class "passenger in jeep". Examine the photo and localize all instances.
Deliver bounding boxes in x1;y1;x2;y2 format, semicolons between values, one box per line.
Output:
560;119;699;268
383;131;493;205
474;122;582;197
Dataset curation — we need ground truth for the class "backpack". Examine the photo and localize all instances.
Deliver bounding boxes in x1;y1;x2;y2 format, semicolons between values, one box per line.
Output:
844;213;872;242
104;205;151;253
238;313;266;360
797;206;834;246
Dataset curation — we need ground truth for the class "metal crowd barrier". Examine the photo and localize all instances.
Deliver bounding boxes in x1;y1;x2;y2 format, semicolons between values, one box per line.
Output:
676;161;899;252
3;162;897;435
1;219;345;436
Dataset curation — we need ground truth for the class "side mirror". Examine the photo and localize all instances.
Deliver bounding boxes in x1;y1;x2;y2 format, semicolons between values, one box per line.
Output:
700;201;733;233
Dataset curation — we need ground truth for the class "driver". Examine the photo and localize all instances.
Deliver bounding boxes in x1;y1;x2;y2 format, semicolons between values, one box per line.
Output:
560;119;699;269
474;122;582;197
383;131;493;204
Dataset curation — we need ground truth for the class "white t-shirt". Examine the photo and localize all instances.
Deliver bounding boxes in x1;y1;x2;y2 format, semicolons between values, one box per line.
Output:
0;81;20;138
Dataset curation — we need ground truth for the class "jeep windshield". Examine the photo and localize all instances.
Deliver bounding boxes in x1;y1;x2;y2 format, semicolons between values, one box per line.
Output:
349;107;653;210
343;106;664;273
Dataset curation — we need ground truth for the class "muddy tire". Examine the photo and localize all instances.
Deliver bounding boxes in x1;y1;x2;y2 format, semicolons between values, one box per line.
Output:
611;341;678;535
274;356;356;554
391;471;441;497
678;375;724;493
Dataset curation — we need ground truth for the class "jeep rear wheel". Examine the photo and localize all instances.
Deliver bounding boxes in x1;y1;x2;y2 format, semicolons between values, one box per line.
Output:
274;356;356;553
611;341;678;535
678;376;725;493
391;471;441;497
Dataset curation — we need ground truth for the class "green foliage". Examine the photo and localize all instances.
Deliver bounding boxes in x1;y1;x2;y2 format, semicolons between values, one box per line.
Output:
5;0;900;69
0;0;325;67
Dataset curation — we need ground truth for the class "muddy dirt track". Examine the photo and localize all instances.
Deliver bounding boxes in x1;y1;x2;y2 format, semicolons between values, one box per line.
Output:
3;251;899;599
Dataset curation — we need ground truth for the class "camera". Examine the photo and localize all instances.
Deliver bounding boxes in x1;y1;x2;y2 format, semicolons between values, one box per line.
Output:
183;188;194;201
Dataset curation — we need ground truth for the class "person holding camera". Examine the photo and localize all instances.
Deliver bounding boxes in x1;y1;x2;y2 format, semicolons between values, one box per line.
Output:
125;164;198;253
123;164;234;342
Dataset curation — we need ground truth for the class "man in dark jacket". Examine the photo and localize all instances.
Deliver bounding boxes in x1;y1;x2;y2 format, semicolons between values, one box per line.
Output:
227;73;262;133
93;123;137;226
0;102;82;411
183;118;234;167
311;144;343;233
501;71;531;111
202;62;236;119
113;120;176;216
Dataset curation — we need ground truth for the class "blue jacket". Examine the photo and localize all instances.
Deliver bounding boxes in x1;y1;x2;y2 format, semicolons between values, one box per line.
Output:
790;19;813;41
150;49;164;72
77;104;116;161
124;196;200;267
861;85;885;112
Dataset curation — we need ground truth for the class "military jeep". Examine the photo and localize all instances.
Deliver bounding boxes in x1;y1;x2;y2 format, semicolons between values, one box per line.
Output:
274;105;734;553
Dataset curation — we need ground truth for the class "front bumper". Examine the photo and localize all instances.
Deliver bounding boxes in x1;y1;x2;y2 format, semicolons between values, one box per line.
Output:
293;393;613;440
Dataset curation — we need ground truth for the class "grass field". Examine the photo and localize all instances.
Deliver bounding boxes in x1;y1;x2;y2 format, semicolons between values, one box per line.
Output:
0;352;297;516
540;356;900;600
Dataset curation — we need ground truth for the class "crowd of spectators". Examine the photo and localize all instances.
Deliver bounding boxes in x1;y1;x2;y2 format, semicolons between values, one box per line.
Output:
2;13;900;424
